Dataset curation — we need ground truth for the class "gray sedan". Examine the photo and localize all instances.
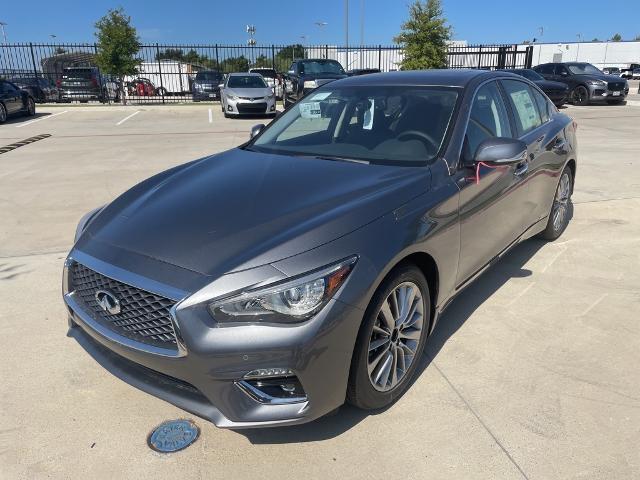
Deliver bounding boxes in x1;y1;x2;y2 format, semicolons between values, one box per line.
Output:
64;70;577;429
220;73;277;117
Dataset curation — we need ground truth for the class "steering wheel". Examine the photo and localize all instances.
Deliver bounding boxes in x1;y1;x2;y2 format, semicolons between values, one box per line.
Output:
397;130;439;152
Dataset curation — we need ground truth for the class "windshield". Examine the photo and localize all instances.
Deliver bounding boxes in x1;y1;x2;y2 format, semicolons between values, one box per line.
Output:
228;75;267;89
250;86;459;165
567;63;602;75
196;71;222;81
299;60;345;75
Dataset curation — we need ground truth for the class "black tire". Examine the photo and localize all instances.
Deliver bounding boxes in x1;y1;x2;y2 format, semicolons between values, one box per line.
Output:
282;91;289;109
156;87;167;97
0;102;7;123
538;165;573;241
347;264;431;410
571;85;590;106
25;97;36;116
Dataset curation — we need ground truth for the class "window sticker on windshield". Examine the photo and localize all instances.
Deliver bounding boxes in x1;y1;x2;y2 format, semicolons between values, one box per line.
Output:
363;99;375;130
510;90;537;132
309;92;332;101
299;102;322;119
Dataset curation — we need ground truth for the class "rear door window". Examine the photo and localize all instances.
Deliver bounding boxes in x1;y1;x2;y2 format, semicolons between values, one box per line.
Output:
501;79;542;136
531;87;552;123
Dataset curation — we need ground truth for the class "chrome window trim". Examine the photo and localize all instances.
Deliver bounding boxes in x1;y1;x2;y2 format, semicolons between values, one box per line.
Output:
63;253;189;358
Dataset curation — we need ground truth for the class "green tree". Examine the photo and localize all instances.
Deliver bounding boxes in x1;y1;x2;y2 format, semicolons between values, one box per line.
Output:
253;54;272;68
274;44;305;72
220;56;250;73
94;7;141;104
394;0;451;70
610;33;623;42
591;38;600;42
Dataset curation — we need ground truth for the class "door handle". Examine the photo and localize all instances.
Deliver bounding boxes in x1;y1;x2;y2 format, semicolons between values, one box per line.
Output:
514;162;529;177
552;138;567;154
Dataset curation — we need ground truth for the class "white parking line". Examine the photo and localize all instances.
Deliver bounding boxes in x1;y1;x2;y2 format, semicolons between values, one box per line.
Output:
208;108;213;123
115;110;141;126
16;110;68;128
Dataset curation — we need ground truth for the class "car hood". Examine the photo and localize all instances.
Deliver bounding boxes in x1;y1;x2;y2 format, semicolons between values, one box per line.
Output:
226;87;272;97
534;79;569;90
82;149;430;278
303;73;348;82
571;73;621;82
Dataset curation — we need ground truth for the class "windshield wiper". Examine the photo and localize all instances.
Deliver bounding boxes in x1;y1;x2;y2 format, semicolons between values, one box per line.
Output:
295;153;370;165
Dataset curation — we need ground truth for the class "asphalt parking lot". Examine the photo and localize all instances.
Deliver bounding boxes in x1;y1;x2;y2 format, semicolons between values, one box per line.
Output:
1;92;639;479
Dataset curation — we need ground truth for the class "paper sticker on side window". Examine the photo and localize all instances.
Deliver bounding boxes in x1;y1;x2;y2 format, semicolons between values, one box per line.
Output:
299;102;322;119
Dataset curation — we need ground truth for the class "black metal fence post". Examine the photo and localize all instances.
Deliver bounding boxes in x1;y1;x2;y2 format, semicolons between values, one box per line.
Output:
29;43;38;78
155;43;165;104
271;44;275;70
378;45;382;70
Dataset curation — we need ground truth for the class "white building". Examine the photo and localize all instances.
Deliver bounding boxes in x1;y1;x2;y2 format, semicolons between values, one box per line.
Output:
524;40;640;68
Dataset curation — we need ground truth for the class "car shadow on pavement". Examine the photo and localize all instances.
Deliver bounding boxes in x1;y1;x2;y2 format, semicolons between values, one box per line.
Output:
2;112;51;126
238;238;547;444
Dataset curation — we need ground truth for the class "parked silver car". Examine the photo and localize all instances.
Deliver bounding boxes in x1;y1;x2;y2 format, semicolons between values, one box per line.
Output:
220;73;277;117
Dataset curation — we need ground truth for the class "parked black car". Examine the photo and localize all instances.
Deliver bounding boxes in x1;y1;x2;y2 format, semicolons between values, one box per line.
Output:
533;62;629;105
347;68;382;76
0;79;36;123
9;76;60;103
283;59;347;107
192;70;223;102
60;67;106;103
498;69;568;107
602;67;620;76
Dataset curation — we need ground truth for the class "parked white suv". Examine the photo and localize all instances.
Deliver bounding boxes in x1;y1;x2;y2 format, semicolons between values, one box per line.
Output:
248;68;283;99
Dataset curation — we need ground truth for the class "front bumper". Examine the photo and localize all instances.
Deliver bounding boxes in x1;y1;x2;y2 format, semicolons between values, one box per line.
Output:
224;96;277;116
63;250;363;428
192;89;220;101
587;84;629;101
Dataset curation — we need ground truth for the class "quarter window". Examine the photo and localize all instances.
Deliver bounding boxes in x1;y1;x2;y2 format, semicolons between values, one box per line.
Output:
531;87;552;123
464;81;512;160
501;80;542;136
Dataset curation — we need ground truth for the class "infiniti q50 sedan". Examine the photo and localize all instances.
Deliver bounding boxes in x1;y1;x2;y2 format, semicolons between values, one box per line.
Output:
63;70;577;428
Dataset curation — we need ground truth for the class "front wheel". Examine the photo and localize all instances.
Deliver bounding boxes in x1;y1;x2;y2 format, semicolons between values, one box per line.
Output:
538;166;573;241
347;264;430;410
0;103;7;123
571;85;590;106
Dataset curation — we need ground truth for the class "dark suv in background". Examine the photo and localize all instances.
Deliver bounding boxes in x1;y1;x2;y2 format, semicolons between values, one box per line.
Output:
192;70;223;101
60;67;106;103
282;59;347;107
9;77;60;103
497;69;568;107
533;62;629;105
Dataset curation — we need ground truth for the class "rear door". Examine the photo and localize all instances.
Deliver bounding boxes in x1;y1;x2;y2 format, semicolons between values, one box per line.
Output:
455;80;531;286
1;82;23;114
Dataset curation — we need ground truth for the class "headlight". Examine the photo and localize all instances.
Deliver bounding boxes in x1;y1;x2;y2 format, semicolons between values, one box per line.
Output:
303;80;318;89
209;256;357;324
587;80;606;86
195;84;204;91
264;95;272;101
74;205;104;242
226;93;237;100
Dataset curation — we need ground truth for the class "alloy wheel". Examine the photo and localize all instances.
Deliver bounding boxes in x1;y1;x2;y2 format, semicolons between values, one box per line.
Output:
572;86;588;105
28;99;35;115
367;282;424;392
552;172;571;232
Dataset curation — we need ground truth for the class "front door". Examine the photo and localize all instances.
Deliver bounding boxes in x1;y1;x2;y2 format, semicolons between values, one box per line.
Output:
455;80;531;286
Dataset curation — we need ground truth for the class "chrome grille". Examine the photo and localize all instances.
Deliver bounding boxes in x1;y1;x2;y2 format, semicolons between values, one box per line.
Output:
70;262;178;348
608;82;625;91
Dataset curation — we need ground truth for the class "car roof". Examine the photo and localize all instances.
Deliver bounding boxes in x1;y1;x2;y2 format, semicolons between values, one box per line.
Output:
333;69;501;87
228;72;263;77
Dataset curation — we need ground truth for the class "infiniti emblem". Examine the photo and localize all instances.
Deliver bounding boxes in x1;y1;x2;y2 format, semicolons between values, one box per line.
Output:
95;289;121;315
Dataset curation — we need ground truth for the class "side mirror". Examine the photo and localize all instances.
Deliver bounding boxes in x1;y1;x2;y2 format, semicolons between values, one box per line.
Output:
474;138;527;165
250;124;265;139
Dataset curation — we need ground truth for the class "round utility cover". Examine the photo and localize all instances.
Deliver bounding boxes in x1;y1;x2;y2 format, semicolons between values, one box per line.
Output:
147;419;200;453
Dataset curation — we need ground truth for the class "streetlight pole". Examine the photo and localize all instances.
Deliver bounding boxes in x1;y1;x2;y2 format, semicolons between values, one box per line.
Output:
315;21;328;58
344;0;349;68
0;22;7;44
576;33;582;61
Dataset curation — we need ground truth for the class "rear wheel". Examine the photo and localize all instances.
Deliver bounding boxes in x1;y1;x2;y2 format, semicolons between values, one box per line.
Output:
0;103;7;123
347;265;430;410
571;85;590;106
25;97;36;116
538;166;573;241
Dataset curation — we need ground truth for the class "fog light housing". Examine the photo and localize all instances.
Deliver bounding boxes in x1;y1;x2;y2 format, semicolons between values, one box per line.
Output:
236;370;307;404
227;105;233;111
270;105;276;111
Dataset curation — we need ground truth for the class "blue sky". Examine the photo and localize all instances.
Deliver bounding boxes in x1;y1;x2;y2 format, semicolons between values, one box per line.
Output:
4;0;639;45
